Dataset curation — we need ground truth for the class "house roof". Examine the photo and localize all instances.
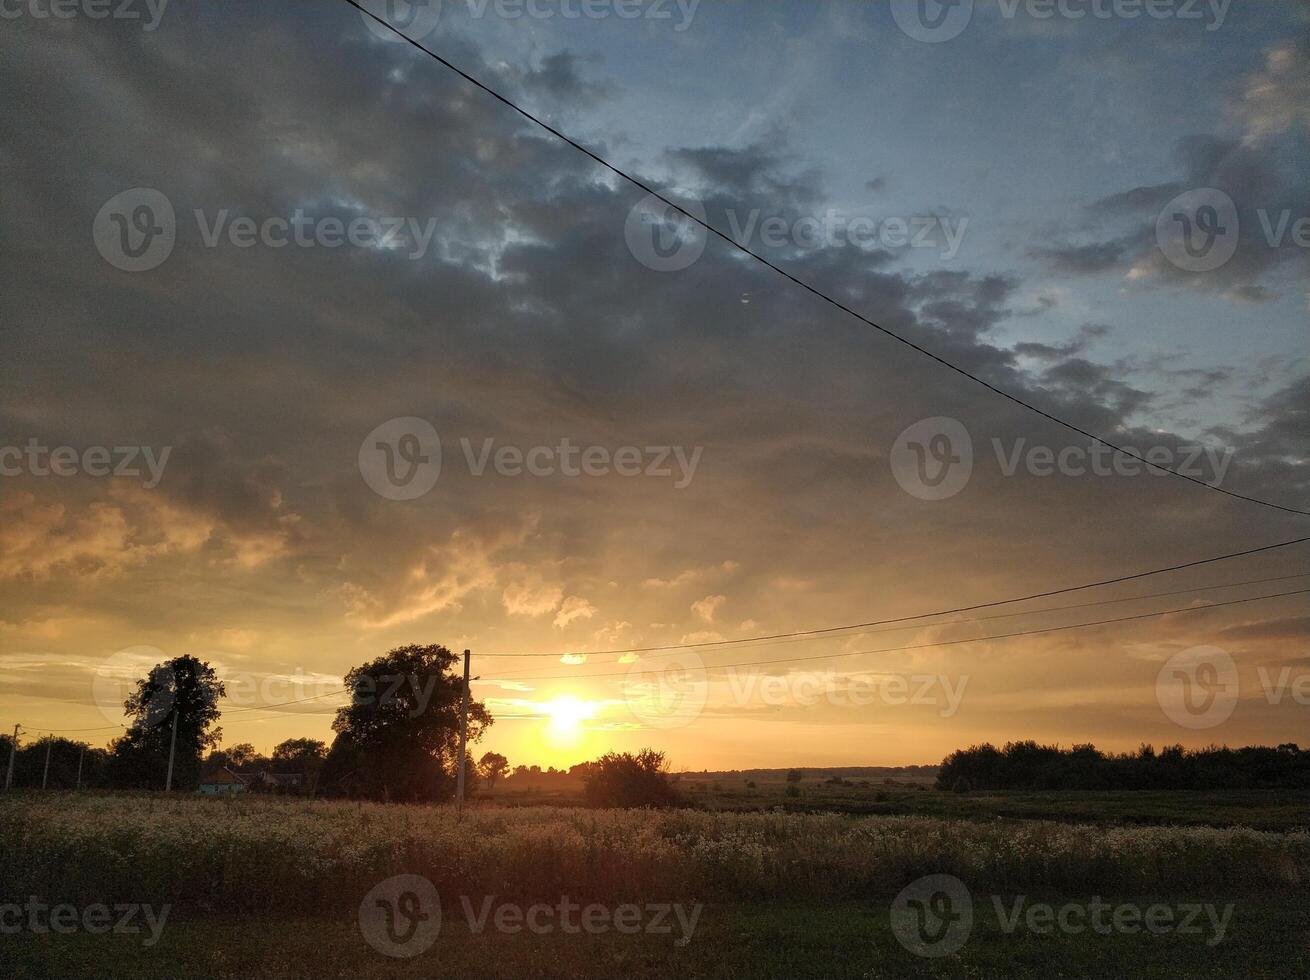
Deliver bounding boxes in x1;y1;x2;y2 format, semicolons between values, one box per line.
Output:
201;767;243;785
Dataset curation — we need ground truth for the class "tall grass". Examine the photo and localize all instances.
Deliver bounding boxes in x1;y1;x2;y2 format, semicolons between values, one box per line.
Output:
0;793;1305;915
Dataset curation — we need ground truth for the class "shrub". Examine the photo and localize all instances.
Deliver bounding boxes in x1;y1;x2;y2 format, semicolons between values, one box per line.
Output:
581;749;683;808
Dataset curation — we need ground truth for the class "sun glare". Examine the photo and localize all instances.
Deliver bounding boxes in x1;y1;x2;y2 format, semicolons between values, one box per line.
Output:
542;695;596;744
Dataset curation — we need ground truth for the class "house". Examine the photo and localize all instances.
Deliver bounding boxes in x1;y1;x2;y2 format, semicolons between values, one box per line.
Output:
198;767;247;796
231;768;308;794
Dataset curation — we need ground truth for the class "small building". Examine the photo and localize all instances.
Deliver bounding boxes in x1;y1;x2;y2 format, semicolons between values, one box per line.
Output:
198;767;247;796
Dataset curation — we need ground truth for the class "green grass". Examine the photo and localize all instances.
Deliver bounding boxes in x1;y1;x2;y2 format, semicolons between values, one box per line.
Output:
498;779;1310;832
5;898;1306;979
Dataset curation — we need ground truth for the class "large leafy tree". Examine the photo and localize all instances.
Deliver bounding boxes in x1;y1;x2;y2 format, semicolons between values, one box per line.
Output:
108;655;225;790
479;751;509;791
320;644;492;802
272;737;328;795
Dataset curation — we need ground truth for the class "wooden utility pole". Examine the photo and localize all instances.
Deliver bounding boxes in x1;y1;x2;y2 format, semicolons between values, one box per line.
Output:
456;649;470;810
164;710;179;792
41;740;51;789
4;725;19;791
76;746;85;792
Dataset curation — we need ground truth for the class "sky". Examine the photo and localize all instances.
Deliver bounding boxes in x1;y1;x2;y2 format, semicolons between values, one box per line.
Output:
0;0;1307;770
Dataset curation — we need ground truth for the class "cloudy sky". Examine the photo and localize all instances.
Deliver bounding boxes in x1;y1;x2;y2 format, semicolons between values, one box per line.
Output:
1;0;1306;769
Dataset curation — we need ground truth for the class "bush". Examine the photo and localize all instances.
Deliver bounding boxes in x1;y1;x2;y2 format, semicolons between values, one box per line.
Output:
581;749;683;808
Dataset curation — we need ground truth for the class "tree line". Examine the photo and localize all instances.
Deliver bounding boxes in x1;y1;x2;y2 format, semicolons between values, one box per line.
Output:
936;740;1310;791
4;643;680;807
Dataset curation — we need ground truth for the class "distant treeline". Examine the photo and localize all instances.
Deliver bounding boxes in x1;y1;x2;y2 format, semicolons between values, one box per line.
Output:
937;741;1310;791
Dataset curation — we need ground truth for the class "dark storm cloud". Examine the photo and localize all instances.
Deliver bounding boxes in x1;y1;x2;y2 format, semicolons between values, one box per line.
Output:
0;0;1305;682
1027;237;1137;274
1029;132;1309;299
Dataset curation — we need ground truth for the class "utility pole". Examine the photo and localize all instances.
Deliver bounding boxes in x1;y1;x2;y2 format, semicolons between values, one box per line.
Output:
456;649;470;811
41;739;51;790
4;725;19;791
76;746;85;792
164;710;179;792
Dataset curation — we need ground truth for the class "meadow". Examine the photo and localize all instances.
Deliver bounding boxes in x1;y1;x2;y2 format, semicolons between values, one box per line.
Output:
2;791;1308;977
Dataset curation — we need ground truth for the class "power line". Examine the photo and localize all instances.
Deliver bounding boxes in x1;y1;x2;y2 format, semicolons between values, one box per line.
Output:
484;572;1306;677
475;536;1310;659
14;585;1301;734
341;0;1310;520
476;587;1309;683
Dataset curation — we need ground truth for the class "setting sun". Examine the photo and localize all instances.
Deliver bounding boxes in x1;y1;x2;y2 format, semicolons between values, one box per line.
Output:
542;695;597;744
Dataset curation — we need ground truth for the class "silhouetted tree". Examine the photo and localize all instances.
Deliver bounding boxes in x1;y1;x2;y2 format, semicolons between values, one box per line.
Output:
319;644;491;802
479;751;509;791
582;749;682;808
937;741;1310;791
108;655;224;791
271;738;328;795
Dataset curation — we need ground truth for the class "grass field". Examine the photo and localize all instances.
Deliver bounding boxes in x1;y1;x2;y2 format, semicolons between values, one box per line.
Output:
499;773;1310;832
1;791;1307;978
